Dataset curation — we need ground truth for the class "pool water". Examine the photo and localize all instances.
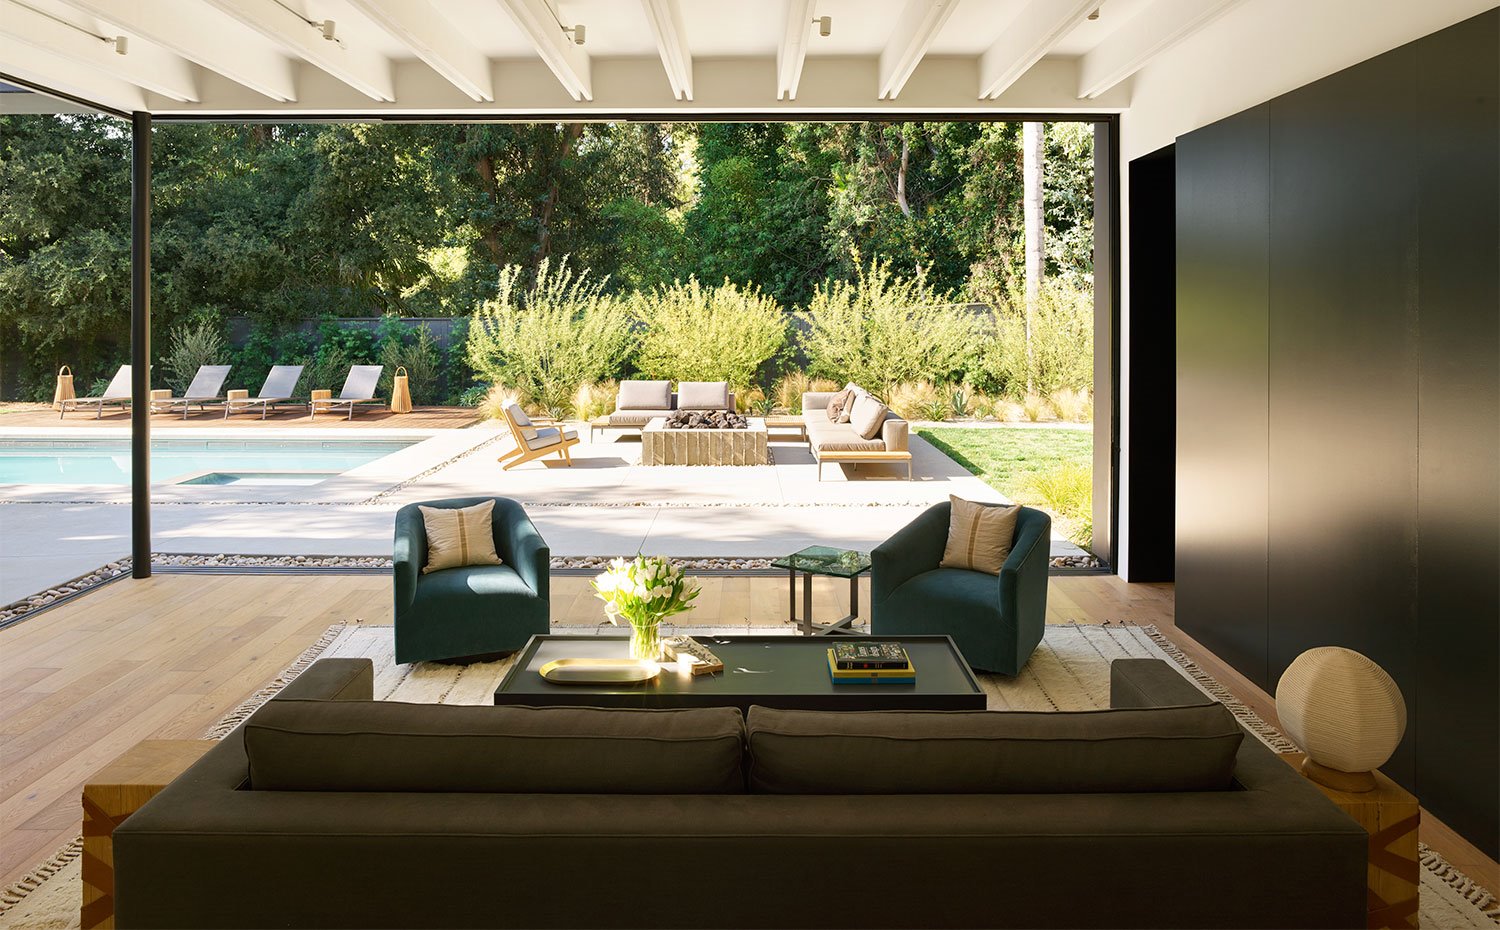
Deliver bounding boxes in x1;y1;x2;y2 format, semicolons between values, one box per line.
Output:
0;439;416;485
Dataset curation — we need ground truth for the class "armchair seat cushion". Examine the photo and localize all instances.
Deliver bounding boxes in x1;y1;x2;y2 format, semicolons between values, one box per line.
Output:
526;426;578;450
415;564;534;603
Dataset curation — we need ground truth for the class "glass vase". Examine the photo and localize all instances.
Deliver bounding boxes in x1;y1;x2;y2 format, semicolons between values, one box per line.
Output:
629;620;663;662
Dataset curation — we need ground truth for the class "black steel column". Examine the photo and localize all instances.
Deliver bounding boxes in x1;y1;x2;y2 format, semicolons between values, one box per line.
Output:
130;111;151;578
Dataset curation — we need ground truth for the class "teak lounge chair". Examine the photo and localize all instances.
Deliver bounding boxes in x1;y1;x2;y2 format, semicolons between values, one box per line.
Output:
152;365;231;419
310;365;384;420
224;365;304;419
499;403;578;470
59;365;132;419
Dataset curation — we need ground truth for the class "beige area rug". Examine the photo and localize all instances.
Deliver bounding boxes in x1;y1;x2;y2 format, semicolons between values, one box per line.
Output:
4;622;1497;930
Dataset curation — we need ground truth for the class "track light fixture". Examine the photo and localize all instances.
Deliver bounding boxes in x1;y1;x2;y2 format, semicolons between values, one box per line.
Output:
113;35;128;55
814;15;832;37
562;23;586;46
320;19;336;41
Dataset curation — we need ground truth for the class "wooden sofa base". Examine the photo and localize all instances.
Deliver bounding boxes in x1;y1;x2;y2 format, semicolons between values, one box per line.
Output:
815;451;913;480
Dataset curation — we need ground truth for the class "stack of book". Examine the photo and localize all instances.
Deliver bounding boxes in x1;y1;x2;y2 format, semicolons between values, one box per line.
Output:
826;641;915;684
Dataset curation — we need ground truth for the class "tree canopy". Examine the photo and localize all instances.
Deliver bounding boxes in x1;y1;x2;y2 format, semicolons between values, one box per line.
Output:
0;116;1093;400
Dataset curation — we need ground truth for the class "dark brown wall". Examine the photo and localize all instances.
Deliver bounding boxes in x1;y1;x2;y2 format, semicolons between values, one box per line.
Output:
1174;10;1499;855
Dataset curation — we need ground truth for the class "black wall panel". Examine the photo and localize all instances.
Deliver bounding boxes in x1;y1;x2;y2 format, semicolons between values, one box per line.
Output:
1265;40;1423;787
1126;145;1176;583
1174;9;1499;854
1411;17;1500;856
1175;108;1271;689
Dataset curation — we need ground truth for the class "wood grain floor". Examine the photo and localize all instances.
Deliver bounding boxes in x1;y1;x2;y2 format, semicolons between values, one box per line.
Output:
0;571;1493;897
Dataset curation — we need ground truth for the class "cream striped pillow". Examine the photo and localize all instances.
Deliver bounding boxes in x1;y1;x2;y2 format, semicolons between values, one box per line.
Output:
419;500;504;574
939;496;1021;575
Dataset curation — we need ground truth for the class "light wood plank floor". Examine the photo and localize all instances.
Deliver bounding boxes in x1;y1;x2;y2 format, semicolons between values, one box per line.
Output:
1;572;1493;896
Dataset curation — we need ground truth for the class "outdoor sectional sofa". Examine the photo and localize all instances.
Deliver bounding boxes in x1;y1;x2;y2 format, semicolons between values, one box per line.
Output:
802;386;912;479
112;657;1366;929
600;380;736;436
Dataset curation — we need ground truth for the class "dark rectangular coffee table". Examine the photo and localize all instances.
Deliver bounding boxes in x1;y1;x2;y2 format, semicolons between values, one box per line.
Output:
493;634;986;713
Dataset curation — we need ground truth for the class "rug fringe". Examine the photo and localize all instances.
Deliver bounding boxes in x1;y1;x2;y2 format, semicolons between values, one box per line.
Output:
200;622;352;739
1127;623;1300;753
0;837;81;917
1420;843;1500;924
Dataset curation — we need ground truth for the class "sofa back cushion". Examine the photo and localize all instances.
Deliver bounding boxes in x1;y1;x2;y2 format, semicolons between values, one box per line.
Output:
246;701;746;794
617;380;672;410
746;704;1242;794
677;381;730;410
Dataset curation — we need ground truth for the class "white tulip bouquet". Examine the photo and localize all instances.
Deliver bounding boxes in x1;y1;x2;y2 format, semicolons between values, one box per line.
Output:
591;556;700;660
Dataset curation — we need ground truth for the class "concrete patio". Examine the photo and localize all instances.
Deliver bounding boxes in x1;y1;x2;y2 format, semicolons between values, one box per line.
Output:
0;420;1089;603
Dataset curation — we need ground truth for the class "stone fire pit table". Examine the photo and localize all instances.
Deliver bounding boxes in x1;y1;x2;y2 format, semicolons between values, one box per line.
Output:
640;417;769;466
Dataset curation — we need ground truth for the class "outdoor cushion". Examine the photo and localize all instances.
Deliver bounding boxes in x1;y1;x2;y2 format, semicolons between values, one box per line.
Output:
826;388;854;422
525;426;578;450
806;420;885;453
848;393;890;440
940;496;1021;575
245;702;747;794
745;703;1244;794
677;381;730;410
617;380;672;410
607;409;662;427
418;500;503;574
506;403;538;440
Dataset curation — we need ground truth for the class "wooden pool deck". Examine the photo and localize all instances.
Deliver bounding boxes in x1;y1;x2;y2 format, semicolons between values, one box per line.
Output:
0;403;481;430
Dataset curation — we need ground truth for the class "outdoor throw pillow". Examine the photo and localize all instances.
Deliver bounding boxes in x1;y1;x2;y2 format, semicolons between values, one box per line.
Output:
826;388;854;422
848;393;889;440
419;500;504;574
617;380;672;410
678;381;730;410
940;495;1021;575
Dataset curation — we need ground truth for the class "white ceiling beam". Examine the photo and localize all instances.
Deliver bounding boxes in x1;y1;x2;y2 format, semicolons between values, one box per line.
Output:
777;0;815;100
58;0;296;102
1077;0;1242;98
0;0;197;101
638;0;692;101
494;0;591;102
0;36;145;111
878;0;958;99
978;0;1097;99
202;0;395;102
344;0;493;101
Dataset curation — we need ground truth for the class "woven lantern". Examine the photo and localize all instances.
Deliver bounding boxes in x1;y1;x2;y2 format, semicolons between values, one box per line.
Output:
1275;647;1406;792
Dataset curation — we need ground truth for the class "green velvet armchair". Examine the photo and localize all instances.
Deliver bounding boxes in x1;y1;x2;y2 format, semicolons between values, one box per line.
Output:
394;497;550;664
871;502;1051;676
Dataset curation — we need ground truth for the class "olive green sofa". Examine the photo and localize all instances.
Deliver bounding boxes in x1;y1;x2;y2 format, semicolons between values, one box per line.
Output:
393;496;549;664
871;501;1051;675
111;657;1367;929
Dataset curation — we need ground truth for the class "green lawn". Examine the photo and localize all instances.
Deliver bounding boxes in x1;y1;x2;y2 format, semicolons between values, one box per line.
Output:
918;425;1094;548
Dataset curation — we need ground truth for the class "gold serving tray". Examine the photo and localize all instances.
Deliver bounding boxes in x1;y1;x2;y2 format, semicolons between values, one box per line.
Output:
538;658;661;685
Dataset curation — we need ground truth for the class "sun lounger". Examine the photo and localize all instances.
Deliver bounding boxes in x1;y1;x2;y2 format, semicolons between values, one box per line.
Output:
499;403;578;470
223;365;304;419
309;365;384;420
59;365;132;419
151;365;232;419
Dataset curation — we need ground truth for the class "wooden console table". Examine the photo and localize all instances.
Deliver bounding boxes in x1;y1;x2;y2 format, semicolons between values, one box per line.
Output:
82;740;215;929
1280;752;1420;929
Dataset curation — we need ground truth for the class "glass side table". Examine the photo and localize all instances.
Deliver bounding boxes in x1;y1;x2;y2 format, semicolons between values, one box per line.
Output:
771;545;872;635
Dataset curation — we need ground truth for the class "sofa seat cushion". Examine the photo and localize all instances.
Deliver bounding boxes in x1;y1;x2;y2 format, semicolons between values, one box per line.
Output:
608;409;665;427
746;702;1243;794
805;418;885;453
246;702;747;794
617;380;672;410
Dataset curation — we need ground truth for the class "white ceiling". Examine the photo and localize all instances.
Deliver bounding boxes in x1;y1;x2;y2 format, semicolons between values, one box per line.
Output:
0;0;1247;116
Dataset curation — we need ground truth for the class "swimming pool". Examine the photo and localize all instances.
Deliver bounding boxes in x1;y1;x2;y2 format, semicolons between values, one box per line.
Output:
0;438;417;486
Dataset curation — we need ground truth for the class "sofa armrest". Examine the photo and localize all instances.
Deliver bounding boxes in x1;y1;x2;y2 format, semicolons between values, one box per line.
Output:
802;391;835;413
881;416;909;452
497;499;550;601
392;504;424;611
998;506;1049;625
272;658;374;703
872;502;950;606
1110;658;1213;709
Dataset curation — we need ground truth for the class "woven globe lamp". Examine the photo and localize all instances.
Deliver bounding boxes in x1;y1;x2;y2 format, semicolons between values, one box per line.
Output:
1275;647;1406;792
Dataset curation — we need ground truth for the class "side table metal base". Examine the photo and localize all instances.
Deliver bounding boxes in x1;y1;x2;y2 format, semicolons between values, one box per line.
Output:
789;568;862;636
